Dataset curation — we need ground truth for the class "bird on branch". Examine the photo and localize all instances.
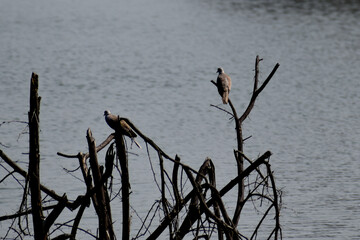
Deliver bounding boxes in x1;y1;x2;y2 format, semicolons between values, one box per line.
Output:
104;110;142;148
216;67;232;104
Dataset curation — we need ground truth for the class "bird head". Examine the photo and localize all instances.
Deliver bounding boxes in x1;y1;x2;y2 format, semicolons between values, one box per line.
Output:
104;110;111;116
217;67;224;74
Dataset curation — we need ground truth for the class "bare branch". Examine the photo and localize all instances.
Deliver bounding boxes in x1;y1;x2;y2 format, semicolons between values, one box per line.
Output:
2;62;282;239
239;59;280;123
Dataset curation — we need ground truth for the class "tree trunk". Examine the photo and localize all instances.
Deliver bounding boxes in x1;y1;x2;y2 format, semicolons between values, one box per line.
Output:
28;72;46;239
115;133;130;240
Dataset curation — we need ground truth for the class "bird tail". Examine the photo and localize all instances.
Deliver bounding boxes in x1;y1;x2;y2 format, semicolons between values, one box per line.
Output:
133;139;142;149
222;91;229;104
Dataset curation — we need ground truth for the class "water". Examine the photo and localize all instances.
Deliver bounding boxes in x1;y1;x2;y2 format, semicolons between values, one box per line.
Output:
1;0;359;239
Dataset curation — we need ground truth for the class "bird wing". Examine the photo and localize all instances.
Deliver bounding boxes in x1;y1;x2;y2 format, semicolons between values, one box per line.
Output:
219;73;231;92
225;73;231;92
217;75;224;94
120;120;137;138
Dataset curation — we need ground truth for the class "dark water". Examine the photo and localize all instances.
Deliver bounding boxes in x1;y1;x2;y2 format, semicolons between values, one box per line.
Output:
1;0;359;239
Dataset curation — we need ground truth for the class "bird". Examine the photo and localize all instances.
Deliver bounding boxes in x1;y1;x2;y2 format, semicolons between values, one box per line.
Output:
216;67;232;104
104;110;142;148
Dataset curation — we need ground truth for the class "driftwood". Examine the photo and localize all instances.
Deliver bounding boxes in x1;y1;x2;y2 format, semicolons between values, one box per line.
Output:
0;56;282;239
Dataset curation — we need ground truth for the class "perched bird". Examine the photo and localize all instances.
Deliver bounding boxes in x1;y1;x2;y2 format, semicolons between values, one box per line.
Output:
216;67;232;104
104;110;142;148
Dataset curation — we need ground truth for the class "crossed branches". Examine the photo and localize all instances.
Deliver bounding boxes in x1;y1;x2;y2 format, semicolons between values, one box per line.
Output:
0;56;282;239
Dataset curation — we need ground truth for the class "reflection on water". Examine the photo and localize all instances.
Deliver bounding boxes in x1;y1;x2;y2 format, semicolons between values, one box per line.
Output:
0;0;359;239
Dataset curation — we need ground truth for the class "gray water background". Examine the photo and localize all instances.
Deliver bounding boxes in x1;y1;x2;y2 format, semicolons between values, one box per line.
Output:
1;0;359;239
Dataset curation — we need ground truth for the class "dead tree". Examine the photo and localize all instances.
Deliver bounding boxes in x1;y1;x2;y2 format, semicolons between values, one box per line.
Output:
28;72;46;239
1;73;67;240
0;56;281;239
212;56;280;227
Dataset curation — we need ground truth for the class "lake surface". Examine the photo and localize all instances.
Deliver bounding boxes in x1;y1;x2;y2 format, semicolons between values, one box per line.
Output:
1;0;359;239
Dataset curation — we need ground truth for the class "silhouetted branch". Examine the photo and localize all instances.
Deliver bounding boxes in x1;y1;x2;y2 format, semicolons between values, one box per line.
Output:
44;194;68;233
209;103;234;117
239;58;280;123
28;72;47;239
122;118;207;181
266;162;281;240
70;197;90;239
114;131;130;240
172;155;181;208
0;204;60;221
87;128;114;240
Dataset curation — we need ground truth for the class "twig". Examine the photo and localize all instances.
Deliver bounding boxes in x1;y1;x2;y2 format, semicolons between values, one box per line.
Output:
210;103;234;117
